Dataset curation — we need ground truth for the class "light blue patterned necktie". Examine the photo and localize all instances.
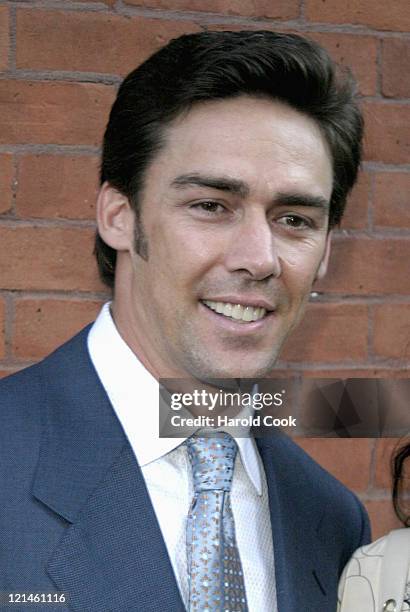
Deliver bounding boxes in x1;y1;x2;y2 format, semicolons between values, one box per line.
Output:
185;433;248;612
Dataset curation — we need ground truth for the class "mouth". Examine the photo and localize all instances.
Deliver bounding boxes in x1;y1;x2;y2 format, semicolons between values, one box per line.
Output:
201;299;272;324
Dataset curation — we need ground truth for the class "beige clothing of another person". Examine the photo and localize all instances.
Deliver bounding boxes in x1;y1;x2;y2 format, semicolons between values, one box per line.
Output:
338;529;410;612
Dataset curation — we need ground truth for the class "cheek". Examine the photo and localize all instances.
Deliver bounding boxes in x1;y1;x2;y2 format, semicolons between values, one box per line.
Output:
281;237;327;272
150;222;222;285
280;244;325;302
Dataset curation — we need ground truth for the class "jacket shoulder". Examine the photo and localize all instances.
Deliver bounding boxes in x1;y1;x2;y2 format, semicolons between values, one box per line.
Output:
0;325;92;440
259;433;363;499
0;362;44;435
258;434;371;549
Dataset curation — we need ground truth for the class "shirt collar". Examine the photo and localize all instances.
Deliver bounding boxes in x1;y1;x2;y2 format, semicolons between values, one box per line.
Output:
87;303;262;495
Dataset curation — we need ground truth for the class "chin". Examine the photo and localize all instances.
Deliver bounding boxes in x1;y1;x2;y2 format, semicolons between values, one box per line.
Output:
187;356;278;382
178;338;282;381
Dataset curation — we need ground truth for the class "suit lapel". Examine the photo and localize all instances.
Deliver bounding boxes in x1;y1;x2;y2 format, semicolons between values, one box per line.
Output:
47;444;185;612
256;435;335;612
32;327;185;612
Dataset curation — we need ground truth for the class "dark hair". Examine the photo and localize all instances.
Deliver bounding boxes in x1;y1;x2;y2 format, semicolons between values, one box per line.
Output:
392;441;410;527
96;30;363;287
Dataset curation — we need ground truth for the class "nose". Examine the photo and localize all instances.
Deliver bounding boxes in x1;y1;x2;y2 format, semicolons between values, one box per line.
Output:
224;212;281;280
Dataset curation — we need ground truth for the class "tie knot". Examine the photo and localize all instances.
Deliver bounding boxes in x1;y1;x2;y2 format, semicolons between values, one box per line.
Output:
186;433;237;493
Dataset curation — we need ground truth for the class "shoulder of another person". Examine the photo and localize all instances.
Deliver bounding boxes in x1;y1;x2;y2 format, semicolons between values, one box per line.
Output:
338;529;410;612
355;528;410;563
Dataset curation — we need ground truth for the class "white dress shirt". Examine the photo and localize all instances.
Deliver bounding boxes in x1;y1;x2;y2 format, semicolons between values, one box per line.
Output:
87;303;277;611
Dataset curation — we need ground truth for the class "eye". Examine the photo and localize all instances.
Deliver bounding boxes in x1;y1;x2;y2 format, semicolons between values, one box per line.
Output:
191;201;226;214
277;214;313;229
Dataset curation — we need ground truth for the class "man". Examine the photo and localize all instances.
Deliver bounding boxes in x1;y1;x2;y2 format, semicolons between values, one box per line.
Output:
0;31;370;611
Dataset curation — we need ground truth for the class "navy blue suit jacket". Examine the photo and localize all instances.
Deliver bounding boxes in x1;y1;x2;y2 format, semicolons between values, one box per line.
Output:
0;326;370;611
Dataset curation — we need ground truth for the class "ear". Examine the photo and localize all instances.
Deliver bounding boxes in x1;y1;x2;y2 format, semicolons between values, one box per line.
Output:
96;182;134;251
315;230;332;281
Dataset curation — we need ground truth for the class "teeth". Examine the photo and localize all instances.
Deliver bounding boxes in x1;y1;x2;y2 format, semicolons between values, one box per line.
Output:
203;300;267;322
231;305;244;320
222;303;233;317
242;307;254;322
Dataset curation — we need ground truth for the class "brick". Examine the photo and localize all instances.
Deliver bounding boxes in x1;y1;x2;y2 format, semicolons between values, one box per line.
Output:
374;438;404;490
364;500;403;539
305;0;410;32
0;298;5;359
0;7;9;71
0;81;115;146
340;171;369;230
123;0;299;19
16;155;99;220
0;154;14;214
317;238;410;295
301;369;410;378
373;304;410;359
210;23;288;33
374;173;410;229
76;0;116;4
16;10;200;75
0;227;105;292
295;438;372;492
266;369;300;379
363;102;410;164
309;33;377;97
13;299;103;360
281;303;368;362
382;39;410;98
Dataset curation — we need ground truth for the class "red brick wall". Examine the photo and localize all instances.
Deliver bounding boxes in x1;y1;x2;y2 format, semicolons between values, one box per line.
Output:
0;0;409;539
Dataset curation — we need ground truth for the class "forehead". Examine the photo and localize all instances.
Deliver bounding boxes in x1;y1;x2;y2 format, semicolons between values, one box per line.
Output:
146;96;333;201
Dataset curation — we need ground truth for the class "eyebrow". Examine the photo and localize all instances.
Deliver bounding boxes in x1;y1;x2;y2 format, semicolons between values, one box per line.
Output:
171;174;249;198
274;192;330;211
171;173;329;210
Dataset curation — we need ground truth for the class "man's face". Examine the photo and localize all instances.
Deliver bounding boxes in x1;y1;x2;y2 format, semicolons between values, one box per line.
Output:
120;96;333;380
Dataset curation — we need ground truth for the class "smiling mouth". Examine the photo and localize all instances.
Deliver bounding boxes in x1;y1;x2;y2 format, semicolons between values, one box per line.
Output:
202;300;269;323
